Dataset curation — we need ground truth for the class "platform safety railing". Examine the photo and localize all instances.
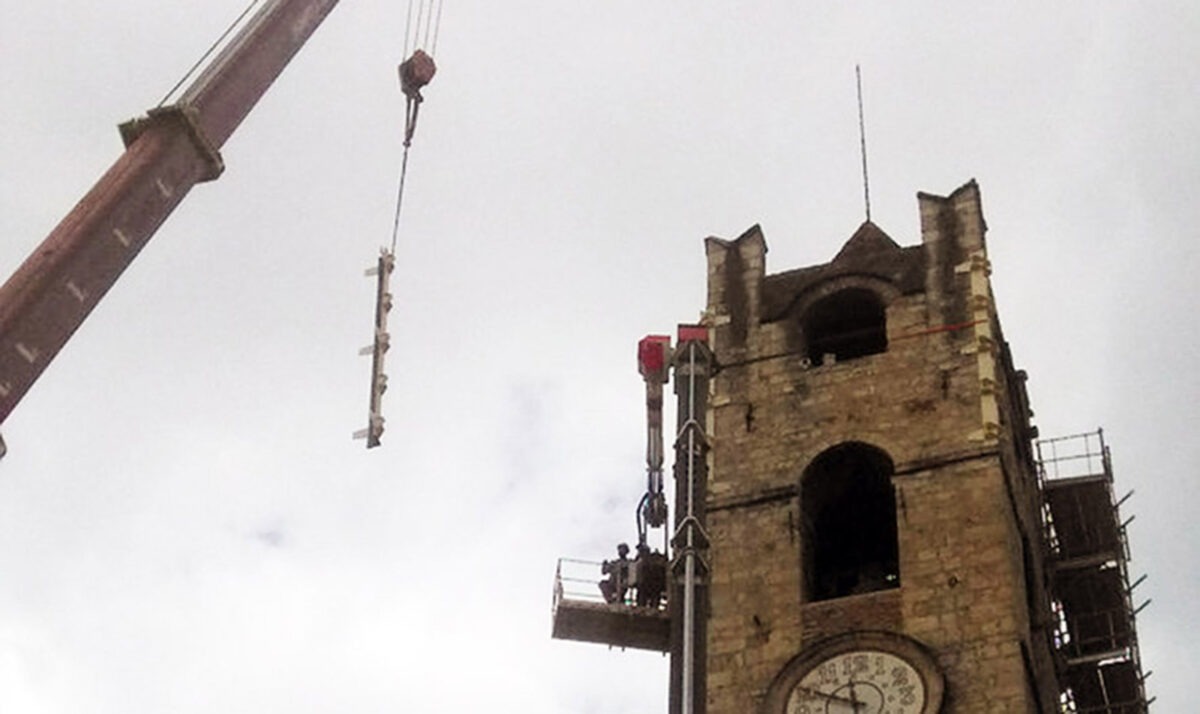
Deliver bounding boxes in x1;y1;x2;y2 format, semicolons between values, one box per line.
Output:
552;557;668;614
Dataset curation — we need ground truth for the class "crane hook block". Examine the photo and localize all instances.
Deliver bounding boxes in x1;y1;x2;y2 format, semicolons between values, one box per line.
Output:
399;49;437;101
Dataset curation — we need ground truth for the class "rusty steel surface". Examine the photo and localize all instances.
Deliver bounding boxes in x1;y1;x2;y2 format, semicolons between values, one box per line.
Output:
0;120;211;423
181;0;341;149
0;0;341;425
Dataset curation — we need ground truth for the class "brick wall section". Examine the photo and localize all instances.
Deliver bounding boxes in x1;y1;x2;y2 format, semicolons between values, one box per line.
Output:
698;181;1059;713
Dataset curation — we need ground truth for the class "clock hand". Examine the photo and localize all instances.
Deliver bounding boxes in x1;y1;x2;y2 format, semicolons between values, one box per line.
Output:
793;686;858;707
848;679;866;712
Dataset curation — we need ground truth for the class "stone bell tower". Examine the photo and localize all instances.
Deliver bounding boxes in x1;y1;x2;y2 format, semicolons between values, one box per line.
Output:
550;179;1147;714
697;180;1140;713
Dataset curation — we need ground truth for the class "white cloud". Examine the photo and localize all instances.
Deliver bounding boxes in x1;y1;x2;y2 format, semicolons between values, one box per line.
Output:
1;1;1195;711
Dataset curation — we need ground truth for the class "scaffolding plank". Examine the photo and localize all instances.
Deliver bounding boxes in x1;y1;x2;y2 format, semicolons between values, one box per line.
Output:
1052;551;1121;573
1042;472;1109;489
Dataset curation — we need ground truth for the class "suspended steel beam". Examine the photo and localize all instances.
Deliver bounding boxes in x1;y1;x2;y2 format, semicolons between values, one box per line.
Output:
354;250;394;448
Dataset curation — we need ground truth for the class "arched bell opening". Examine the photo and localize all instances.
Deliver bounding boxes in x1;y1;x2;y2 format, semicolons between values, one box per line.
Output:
801;287;888;366
801;442;900;602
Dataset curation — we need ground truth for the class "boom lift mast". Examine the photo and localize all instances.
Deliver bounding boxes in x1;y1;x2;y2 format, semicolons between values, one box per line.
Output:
550;326;712;714
0;0;342;427
637;335;671;546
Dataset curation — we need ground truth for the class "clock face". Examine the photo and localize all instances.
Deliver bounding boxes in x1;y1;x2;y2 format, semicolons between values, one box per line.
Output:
762;632;944;714
785;650;925;714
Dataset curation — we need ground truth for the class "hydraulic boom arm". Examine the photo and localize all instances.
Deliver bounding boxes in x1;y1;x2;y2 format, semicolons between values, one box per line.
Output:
637;335;671;544
0;0;341;426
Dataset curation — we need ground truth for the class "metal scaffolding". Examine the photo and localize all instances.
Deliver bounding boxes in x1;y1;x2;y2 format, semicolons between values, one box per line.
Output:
1038;430;1151;713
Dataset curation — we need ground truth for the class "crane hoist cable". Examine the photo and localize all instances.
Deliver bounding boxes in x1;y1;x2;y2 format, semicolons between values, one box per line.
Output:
404;0;444;58
389;0;441;252
157;0;266;108
388;47;434;253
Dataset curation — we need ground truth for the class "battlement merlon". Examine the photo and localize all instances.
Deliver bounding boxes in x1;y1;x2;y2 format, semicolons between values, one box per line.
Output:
703;225;766;351
702;180;990;359
919;179;990;329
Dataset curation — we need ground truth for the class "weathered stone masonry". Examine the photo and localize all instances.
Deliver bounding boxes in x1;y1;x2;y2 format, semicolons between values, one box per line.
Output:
700;181;1059;713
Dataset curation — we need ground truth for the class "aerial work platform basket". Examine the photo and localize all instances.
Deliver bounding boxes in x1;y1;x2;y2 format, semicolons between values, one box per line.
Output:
551;558;670;652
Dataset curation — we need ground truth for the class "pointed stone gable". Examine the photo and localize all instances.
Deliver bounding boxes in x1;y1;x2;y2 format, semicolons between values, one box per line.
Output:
833;221;902;263
757;222;925;323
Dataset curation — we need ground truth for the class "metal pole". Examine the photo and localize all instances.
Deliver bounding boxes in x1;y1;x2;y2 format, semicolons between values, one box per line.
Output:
669;328;710;714
682;340;697;714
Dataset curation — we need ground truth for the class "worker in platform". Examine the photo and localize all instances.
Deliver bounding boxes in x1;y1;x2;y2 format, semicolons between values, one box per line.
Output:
634;544;667;608
599;543;631;604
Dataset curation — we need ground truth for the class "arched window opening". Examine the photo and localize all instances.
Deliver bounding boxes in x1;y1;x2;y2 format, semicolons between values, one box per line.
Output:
802;443;899;602
802;288;887;366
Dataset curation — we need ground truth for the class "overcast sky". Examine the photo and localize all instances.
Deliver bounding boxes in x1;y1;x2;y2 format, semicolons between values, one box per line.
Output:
1;1;1197;712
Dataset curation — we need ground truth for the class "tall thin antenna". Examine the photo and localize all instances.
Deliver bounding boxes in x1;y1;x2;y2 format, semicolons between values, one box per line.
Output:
856;64;872;223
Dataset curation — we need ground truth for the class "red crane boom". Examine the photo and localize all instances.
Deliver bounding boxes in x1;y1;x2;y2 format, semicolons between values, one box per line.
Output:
0;0;341;426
